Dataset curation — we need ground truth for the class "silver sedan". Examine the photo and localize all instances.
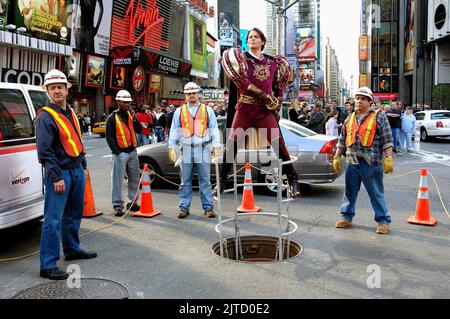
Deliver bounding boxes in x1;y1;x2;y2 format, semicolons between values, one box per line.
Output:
136;117;344;195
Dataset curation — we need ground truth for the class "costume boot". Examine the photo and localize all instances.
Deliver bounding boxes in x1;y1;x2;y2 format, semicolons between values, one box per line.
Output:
213;140;238;197
278;134;301;198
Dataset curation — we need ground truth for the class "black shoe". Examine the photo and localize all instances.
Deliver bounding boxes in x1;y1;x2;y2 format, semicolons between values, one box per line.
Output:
114;208;124;217
126;202;140;212
65;250;98;261
288;180;301;198
212;184;226;197
178;210;190;219
40;268;69;280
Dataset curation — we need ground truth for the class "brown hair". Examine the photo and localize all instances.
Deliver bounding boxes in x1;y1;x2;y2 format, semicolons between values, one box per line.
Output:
246;28;267;51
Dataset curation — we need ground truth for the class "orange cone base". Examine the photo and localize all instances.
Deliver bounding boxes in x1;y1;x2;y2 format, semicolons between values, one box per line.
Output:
237;206;261;213
83;211;103;218
132;210;161;218
407;215;437;226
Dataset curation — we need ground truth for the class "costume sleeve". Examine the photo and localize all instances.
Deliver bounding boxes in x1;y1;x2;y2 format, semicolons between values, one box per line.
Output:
273;55;291;98
221;48;252;91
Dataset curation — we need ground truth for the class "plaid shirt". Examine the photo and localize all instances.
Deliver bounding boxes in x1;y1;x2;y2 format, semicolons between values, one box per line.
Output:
337;110;394;166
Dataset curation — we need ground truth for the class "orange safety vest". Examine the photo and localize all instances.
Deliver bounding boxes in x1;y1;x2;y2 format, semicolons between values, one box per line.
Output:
180;104;209;138
115;111;138;148
42;106;85;158
345;110;379;147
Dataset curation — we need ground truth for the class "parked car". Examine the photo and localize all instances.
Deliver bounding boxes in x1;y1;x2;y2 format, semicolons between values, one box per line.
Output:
136;117;344;195
92;121;106;137
414;110;450;141
0;83;48;229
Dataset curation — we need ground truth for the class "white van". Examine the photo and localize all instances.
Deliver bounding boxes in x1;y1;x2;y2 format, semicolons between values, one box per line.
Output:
0;83;49;229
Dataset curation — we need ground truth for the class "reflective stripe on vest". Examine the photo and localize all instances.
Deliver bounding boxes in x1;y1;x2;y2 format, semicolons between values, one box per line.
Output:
180;104;209;138
42;106;84;157
115;112;138;148
345;111;379;148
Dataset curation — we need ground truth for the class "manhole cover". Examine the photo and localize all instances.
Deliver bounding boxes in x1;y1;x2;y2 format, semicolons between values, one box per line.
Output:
212;236;302;263
12;278;129;299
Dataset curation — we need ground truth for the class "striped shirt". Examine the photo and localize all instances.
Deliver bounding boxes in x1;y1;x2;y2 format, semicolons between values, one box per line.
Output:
337;110;394;166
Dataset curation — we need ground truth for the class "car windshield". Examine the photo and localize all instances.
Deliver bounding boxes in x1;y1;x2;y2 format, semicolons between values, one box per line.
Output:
28;90;49;113
431;112;450;120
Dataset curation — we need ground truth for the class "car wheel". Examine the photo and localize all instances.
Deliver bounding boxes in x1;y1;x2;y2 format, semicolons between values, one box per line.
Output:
99;133;105;138
257;167;287;196
138;157;161;187
420;128;428;142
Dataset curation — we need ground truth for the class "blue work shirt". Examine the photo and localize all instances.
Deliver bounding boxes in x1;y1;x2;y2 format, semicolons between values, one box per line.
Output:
35;102;86;183
168;103;221;148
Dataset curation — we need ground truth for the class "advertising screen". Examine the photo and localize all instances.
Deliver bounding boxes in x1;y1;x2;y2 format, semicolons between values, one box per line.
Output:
190;16;207;72
86;55;105;87
0;0;8;29
14;0;71;44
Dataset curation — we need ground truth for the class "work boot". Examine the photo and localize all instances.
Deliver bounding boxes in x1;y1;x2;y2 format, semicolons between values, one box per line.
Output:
178;210;190;219
335;219;352;228
40;268;69;280
204;210;216;218
376;224;390;234
114;208;124;217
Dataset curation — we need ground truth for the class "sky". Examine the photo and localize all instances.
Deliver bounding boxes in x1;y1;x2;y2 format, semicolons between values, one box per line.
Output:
240;0;361;95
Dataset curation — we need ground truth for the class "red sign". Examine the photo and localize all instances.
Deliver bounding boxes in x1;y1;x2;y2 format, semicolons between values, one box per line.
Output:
125;0;165;46
373;93;398;101
133;67;146;92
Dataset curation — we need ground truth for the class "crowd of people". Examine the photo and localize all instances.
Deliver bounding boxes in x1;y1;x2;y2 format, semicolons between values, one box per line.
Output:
288;98;417;153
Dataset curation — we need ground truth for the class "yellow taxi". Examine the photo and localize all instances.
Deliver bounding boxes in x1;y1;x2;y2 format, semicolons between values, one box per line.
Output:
92;122;106;137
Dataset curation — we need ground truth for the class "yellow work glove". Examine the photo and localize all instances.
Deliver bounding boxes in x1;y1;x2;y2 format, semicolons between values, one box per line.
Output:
383;156;394;174
168;147;177;164
333;155;342;173
212;147;222;159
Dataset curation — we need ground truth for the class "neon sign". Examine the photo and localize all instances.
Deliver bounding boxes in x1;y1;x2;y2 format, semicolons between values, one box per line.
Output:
125;0;165;46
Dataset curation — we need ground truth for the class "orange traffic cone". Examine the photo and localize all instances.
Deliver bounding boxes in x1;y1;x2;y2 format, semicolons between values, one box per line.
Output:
407;169;437;226
83;169;103;218
132;165;161;218
237;163;261;213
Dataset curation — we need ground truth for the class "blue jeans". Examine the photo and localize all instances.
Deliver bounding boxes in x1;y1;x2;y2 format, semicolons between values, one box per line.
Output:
391;128;400;151
40;167;85;270
111;150;140;210
340;160;391;224
400;129;413;151
154;127;165;143
179;144;214;212
137;134;149;146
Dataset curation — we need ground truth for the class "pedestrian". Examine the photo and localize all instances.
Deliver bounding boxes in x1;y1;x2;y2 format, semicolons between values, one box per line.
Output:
166;104;176;138
154;106;167;142
288;100;302;125
136;105;153;146
308;102;326;134
106;90;143;217
216;27;300;198
167;82;222;219
400;106;416;152
386;101;402;153
36;69;97;280
325;110;339;136
332;86;394;234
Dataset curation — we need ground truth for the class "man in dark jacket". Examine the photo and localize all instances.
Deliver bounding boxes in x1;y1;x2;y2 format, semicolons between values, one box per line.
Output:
106;90;142;216
308;102;326;134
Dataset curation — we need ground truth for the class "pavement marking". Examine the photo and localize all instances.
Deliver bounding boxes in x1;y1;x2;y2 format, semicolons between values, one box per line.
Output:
396;150;450;167
102;155;113;159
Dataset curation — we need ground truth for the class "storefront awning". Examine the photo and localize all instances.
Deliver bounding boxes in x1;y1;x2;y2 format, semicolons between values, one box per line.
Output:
139;47;192;78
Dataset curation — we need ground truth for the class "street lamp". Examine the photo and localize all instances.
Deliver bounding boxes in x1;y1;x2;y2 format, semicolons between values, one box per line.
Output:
264;0;300;56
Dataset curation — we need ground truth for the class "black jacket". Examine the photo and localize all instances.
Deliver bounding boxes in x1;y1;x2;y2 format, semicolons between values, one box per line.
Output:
106;110;142;155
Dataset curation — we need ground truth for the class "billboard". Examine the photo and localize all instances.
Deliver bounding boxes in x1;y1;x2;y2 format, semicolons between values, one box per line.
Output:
85;55;105;87
0;0;8;29
190;16;207;72
110;64;126;89
240;29;249;52
359;36;368;61
219;12;233;47
404;0;415;74
297;37;316;62
63;51;82;85
71;0;113;56
14;0;71;44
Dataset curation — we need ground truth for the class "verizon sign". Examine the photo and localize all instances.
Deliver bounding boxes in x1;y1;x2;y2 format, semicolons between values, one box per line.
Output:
10;166;31;188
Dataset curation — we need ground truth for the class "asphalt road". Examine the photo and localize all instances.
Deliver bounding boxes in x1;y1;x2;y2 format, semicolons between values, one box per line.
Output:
1;134;449;299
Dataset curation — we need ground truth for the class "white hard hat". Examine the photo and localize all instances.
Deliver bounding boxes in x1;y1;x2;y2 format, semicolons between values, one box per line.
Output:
184;82;200;94
42;69;71;90
115;90;133;102
355;86;373;102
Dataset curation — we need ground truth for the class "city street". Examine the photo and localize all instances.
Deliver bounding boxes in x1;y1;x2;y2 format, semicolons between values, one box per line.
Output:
1;134;449;299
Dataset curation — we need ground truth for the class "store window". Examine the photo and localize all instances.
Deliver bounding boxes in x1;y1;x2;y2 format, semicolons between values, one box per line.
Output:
0;90;34;141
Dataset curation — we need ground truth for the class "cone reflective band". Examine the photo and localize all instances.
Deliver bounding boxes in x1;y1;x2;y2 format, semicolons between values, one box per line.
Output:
132;165;161;218
407;168;437;226
237;163;261;213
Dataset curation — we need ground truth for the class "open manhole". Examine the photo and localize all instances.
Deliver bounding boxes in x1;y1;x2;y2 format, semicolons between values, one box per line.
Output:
212;236;302;263
12;278;129;299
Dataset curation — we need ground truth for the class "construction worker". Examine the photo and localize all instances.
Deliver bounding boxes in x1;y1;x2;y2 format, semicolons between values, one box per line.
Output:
168;82;221;219
36;69;97;280
106;90;143;217
333;86;394;234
